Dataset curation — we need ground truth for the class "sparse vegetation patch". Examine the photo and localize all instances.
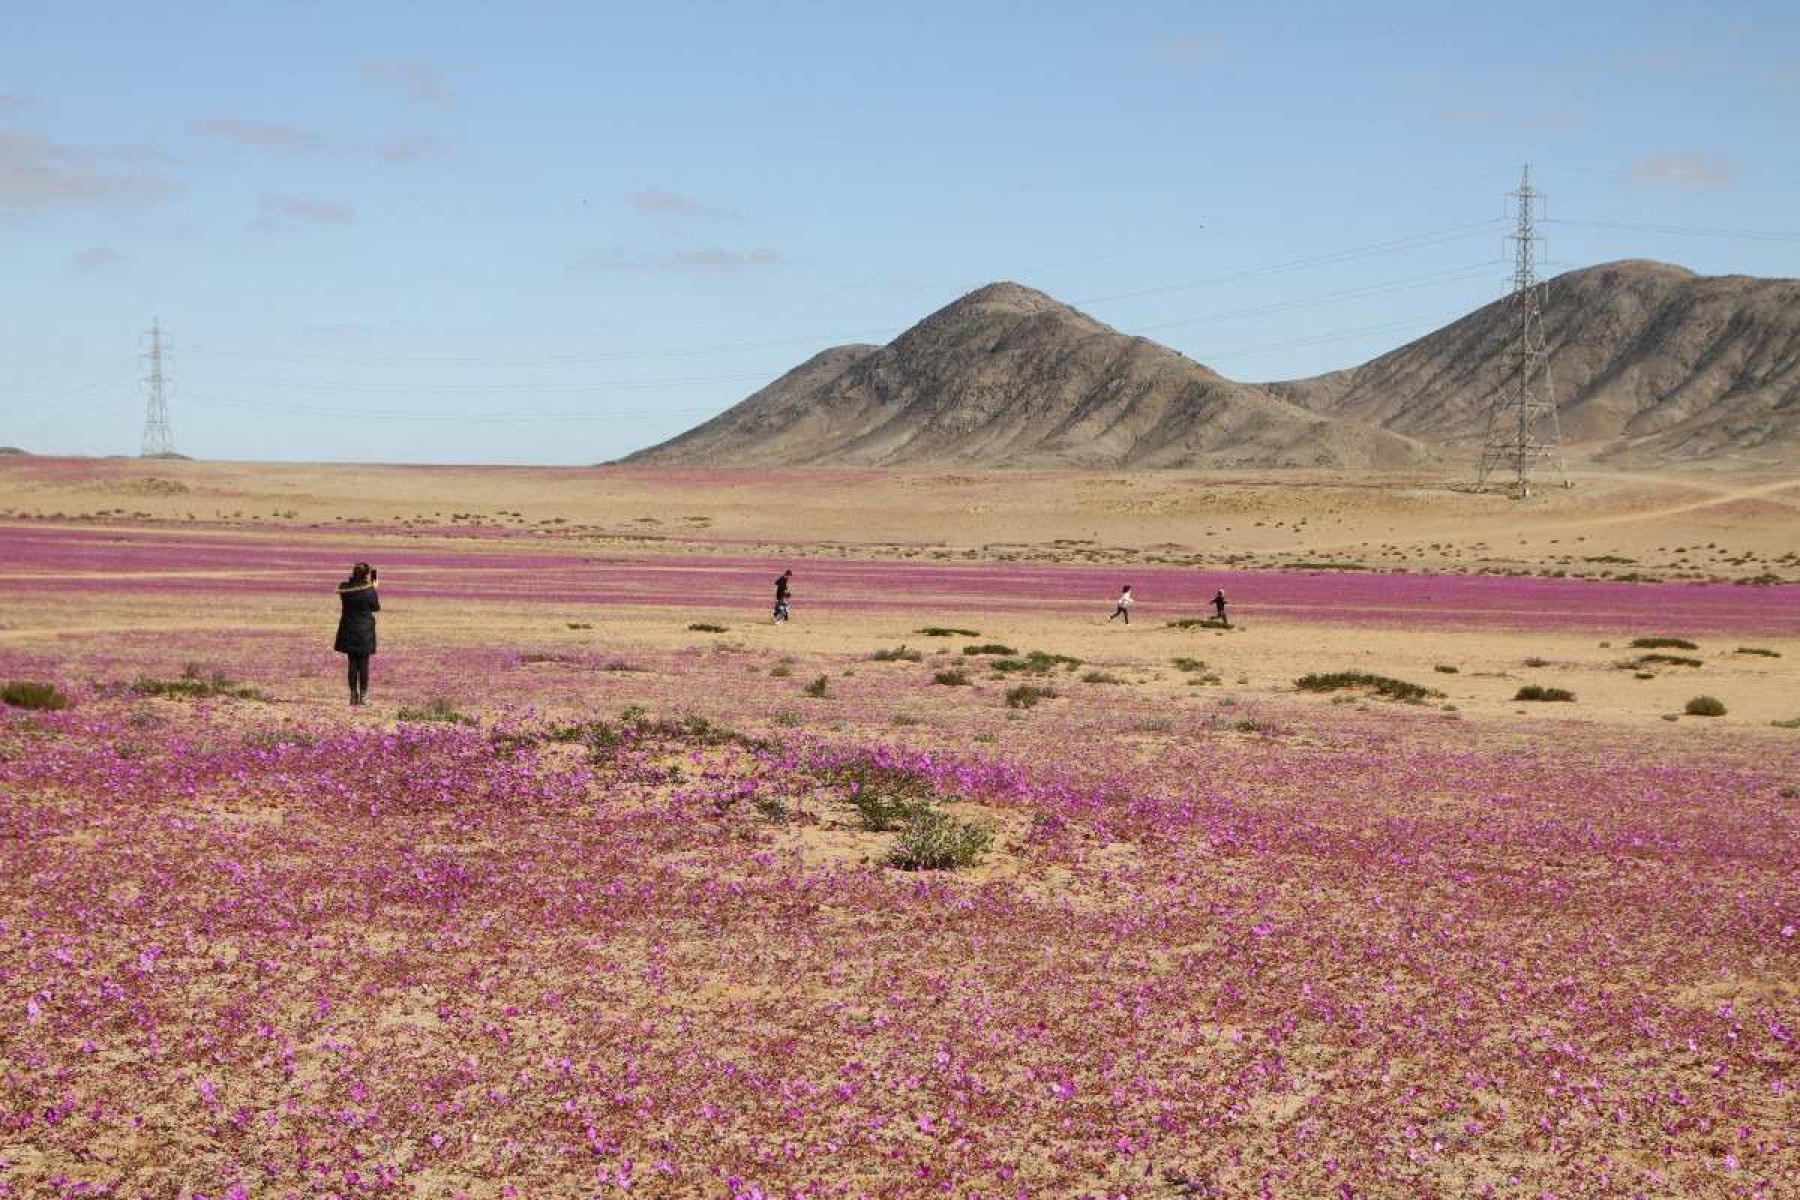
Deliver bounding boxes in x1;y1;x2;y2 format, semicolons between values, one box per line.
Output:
1515;685;1576;702
1683;695;1727;717
1631;637;1699;650
1294;672;1440;703
2;680;68;711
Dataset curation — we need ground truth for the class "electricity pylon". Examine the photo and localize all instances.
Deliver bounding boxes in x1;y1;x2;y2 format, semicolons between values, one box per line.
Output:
1477;166;1566;497
140;319;176;457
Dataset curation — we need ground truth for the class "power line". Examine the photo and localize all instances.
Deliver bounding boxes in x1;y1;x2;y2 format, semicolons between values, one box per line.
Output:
178;394;727;423
1543;217;1800;243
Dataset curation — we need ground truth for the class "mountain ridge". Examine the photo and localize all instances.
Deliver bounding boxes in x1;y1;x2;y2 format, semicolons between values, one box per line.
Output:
626;260;1800;469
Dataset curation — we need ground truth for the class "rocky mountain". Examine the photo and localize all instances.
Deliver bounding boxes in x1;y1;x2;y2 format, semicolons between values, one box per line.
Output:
627;261;1800;469
1269;261;1800;465
626;283;1433;469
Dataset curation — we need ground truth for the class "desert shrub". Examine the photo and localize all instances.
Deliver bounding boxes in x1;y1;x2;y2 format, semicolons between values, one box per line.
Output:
395;698;469;724
1434;664;1460;674
752;795;790;823
1170;656;1208;672
871;645;923;662
1637;653;1702;668
933;669;970;686
1167;616;1230;630
1515;685;1576;702
688;622;727;633
1632;637;1698;650
1769;717;1800;729
1684;695;1727;717
131;664;263;701
773;710;802;727
1081;670;1122;684
837;764;936;831
770;664;793;678
601;660;641;672
917;626;979;637
566;622;593;630
2;680;68;711
1523;656;1550;668
887;808;994;870
891;712;922;726
991;650;1082;675
803;675;830;698
1735;646;1781;658
1005;684;1057;709
1294;672;1439;703
962;643;1017;657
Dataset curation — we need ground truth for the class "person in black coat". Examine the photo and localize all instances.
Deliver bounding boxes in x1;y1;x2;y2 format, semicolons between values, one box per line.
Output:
334;562;380;705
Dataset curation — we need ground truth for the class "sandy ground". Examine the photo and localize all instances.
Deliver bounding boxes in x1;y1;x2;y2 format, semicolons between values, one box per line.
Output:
1;459;1796;581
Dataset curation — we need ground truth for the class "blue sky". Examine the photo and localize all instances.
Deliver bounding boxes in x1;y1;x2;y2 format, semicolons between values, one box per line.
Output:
4;0;1797;463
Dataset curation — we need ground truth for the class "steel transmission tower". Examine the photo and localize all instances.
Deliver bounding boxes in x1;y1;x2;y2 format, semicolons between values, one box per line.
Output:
140;319;176;457
1477;165;1566;496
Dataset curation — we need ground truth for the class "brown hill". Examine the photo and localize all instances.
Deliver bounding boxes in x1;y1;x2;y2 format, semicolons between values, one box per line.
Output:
626;283;1433;469
629;262;1800;469
1268;260;1800;465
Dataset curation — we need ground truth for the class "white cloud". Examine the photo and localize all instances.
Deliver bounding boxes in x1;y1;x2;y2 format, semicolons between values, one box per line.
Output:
0;127;179;215
193;117;328;156
572;246;784;272
73;245;125;269
253;193;357;231
625;189;738;219
379;134;450;165
1629;152;1733;190
361;60;454;106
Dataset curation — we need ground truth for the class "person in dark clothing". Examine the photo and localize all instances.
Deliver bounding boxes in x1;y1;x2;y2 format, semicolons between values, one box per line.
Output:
334;562;380;705
773;569;792;623
1211;589;1229;628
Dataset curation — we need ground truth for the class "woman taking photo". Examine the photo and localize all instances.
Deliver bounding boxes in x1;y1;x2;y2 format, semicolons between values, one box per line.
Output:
334;562;380;706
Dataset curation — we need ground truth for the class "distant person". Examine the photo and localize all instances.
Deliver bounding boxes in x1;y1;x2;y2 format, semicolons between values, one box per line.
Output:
334;562;380;705
1211;589;1229;628
1108;584;1134;624
773;569;792;623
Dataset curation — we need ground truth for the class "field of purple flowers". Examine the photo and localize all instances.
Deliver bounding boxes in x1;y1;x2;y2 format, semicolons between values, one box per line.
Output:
2;520;1798;1198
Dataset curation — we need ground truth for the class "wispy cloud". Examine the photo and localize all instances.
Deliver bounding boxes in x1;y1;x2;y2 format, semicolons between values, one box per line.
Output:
1437;103;1584;135
0;127;179;215
625;188;739;219
379;134;450;165
1629;152;1733;190
572;246;784;273
72;245;125;270
1152;35;1223;64
253;193;357;231
362;60;454;106
194;117;328;156
0;92;28;113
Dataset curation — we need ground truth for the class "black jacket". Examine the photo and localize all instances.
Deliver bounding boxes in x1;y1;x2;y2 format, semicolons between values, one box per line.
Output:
334;582;380;654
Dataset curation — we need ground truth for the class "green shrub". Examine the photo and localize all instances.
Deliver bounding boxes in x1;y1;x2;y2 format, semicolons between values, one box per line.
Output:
769;664;793;678
1434;664;1460;674
688;622;727;633
131;664;263;701
1;680;68;711
962;643;1018;657
1167;616;1231;630
1735;646;1781;658
990;650;1082;675
1005;684;1057;709
395;697;469;724
1080;670;1122;684
839;765;936;831
1170;656;1209;672
933;669;970;686
1631;636;1698;650
1684;695;1727;717
888;808;994;870
917;627;979;637
803;675;830;698
871;645;923;662
1523;656;1550;668
1515;685;1576;702
566;622;593;630
1637;653;1702;668
752;795;790;823
1294;672;1440;703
